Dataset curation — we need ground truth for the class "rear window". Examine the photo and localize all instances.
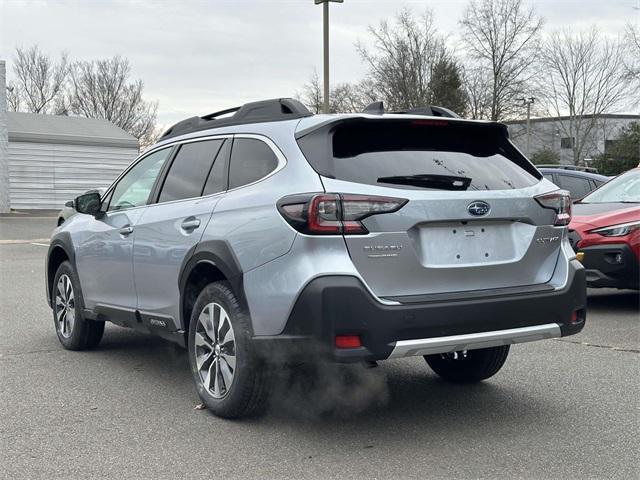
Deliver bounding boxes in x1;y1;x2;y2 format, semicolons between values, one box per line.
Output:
297;119;540;191
228;138;279;190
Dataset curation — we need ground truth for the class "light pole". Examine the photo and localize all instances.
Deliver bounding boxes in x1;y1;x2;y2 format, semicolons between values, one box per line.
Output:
0;60;10;213
314;0;343;114
518;97;535;157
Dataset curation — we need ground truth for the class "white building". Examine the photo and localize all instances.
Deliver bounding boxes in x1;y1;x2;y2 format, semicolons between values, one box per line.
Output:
4;112;138;210
505;114;640;165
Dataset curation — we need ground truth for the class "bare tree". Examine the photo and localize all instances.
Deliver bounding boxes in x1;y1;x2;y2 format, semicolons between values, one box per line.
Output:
297;70;323;114
625;23;640;82
538;28;633;165
330;80;378;113
461;66;493;119
297;70;376;114
67;56;158;149
6;84;21;112
357;9;465;112
9;45;68;114
460;0;543;121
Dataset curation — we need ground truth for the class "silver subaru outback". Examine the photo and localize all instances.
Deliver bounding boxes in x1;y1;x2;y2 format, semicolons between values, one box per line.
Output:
46;98;586;418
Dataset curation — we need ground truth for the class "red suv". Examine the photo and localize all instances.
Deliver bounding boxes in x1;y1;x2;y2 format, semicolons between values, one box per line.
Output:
570;168;640;290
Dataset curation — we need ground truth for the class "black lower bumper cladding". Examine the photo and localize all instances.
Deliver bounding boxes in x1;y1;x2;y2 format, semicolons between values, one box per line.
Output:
253;261;587;363
580;244;639;289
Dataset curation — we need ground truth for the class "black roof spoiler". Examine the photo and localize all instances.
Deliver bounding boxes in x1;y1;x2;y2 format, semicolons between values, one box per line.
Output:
295;115;507;140
160;98;312;141
362;101;461;119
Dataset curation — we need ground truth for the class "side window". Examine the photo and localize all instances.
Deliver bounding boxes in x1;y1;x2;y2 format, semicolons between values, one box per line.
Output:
158;140;223;203
228;138;279;190
542;173;555;183
203;139;231;196
557;175;591;199
108;148;171;211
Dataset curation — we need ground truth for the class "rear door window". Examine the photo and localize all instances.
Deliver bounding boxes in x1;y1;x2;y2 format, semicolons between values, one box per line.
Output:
297;119;540;191
228;138;279;189
158;139;223;203
556;175;592;199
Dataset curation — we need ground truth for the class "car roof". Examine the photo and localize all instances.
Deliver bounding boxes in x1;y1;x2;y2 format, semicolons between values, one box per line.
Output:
157;97;498;145
538;168;610;182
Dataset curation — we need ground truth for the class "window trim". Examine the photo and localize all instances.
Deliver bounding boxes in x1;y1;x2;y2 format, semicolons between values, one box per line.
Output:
100;133;287;212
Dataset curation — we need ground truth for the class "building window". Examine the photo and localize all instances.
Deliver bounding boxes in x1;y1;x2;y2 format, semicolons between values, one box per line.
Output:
605;139;618;153
560;137;574;149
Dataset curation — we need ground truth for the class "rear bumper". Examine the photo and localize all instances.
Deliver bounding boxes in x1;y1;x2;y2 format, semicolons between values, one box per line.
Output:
579;244;639;289
252;260;587;362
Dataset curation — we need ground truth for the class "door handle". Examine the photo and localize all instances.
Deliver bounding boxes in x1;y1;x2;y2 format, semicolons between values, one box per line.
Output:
119;226;134;236
181;218;201;231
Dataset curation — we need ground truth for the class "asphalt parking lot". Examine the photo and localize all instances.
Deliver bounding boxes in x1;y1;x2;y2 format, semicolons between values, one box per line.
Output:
0;215;638;480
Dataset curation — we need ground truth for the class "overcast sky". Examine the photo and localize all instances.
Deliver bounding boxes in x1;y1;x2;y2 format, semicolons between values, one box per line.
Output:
1;0;637;128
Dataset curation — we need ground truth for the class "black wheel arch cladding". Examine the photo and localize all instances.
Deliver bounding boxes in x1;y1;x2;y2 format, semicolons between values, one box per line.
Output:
46;232;80;308
178;239;248;330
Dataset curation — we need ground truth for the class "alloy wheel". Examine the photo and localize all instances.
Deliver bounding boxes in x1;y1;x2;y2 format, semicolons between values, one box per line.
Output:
194;302;236;399
55;274;75;338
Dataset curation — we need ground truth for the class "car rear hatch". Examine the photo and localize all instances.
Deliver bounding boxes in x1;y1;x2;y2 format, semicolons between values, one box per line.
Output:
296;117;565;299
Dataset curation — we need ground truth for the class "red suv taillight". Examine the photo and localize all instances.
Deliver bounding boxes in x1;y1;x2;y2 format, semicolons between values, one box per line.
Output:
277;193;408;235
535;190;572;226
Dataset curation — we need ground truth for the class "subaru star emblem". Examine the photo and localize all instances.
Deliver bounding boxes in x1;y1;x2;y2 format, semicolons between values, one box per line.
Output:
468;201;491;216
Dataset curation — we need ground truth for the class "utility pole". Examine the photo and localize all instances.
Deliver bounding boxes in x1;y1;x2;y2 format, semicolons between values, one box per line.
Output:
314;0;343;114
0;60;10;214
518;97;535;157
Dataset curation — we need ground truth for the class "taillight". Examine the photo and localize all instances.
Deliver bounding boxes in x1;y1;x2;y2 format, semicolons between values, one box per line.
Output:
535;190;572;226
278;193;408;235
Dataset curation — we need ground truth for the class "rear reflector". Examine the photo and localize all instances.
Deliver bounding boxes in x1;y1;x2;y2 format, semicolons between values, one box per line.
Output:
571;309;585;324
335;335;362;349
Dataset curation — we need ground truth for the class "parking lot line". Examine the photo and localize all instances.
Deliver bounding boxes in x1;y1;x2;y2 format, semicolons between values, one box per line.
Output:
0;238;50;245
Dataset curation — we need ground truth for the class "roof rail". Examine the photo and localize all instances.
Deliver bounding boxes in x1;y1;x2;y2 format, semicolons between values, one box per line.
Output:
361;101;460;119
160;98;312;141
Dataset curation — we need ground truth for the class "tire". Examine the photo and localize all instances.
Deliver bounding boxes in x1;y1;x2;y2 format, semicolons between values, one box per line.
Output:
424;346;510;383
188;281;270;419
52;261;105;350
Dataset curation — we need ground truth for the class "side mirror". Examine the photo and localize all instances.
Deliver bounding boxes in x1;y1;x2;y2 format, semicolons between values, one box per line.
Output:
64;200;74;208
74;192;102;217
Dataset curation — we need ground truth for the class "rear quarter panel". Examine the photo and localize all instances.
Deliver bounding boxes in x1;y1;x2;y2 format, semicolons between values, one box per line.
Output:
200;125;324;273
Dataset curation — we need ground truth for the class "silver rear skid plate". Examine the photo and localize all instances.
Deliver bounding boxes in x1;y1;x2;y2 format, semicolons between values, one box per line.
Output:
388;323;561;359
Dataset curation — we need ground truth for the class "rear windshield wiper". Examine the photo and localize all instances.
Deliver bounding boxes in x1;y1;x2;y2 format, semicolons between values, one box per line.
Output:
377;174;472;191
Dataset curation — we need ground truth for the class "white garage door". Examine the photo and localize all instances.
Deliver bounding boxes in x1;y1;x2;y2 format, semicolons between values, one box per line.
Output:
8;141;137;209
